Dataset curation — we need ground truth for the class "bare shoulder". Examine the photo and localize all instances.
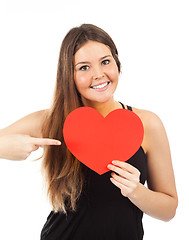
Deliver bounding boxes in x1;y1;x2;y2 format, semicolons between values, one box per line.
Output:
0;109;49;138
129;106;178;205
129;106;166;154
132;106;164;130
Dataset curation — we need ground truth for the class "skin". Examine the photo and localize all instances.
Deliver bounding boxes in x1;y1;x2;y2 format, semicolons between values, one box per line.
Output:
0;111;61;160
0;40;178;221
74;41;122;118
74;41;178;221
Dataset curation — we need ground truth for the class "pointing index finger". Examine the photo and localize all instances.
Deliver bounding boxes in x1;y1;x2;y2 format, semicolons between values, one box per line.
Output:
31;137;61;146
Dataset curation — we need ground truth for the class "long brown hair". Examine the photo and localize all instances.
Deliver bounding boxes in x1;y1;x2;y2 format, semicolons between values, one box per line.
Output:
41;24;121;213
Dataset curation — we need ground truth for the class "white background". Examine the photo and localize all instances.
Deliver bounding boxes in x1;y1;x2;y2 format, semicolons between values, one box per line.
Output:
0;0;188;239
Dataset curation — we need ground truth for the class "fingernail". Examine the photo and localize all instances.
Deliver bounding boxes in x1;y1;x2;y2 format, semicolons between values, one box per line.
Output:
112;160;116;164
107;164;112;169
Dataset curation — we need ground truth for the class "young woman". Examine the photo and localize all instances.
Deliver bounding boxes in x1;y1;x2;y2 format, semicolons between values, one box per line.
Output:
0;24;178;240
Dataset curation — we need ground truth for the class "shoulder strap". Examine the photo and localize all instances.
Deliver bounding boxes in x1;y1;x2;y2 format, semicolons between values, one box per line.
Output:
118;101;125;109
118;101;132;111
127;105;132;111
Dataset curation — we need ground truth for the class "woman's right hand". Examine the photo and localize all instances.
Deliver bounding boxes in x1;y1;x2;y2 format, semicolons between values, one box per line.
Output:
0;134;61;160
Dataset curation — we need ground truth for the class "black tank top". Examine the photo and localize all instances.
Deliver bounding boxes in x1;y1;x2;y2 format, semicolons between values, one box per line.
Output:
41;103;147;240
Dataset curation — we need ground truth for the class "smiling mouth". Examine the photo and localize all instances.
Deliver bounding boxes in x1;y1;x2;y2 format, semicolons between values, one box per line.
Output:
90;81;110;89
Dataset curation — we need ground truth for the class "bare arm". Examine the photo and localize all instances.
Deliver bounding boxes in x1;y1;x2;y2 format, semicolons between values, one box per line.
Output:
0;110;47;138
0;110;61;160
129;111;178;221
108;109;178;221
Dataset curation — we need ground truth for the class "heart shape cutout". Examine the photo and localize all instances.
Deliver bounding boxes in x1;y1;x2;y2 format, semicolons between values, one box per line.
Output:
63;107;144;175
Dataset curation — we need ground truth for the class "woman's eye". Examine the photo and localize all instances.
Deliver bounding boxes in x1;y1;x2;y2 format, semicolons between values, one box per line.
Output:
80;65;89;71
102;59;110;65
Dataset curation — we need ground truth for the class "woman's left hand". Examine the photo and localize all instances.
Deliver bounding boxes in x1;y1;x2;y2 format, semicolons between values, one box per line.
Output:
107;161;141;198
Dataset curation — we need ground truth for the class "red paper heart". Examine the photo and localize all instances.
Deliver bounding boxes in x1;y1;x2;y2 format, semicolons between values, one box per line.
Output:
63;107;144;175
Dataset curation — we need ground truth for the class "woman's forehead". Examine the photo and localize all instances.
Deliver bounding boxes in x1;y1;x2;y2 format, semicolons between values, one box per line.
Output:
74;41;112;62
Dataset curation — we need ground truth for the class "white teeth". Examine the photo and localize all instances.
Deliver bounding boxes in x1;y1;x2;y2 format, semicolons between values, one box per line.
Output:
91;82;108;89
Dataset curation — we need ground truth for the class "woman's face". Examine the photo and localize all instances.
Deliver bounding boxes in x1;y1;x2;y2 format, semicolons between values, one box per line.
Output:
74;41;119;105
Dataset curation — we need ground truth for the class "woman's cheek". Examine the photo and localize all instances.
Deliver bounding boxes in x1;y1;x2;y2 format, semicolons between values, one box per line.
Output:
75;72;91;89
107;66;119;82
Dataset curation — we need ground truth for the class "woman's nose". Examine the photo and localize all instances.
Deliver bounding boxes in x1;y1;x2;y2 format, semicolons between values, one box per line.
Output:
94;74;104;80
92;67;105;80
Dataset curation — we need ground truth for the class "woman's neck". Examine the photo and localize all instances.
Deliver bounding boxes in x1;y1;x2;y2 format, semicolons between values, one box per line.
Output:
82;98;122;117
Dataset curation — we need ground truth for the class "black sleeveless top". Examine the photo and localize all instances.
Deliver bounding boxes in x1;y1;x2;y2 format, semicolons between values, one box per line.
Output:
41;103;147;240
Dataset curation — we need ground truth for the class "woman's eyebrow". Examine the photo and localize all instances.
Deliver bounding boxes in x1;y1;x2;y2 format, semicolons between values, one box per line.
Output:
75;55;112;67
75;61;90;67
99;55;112;60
